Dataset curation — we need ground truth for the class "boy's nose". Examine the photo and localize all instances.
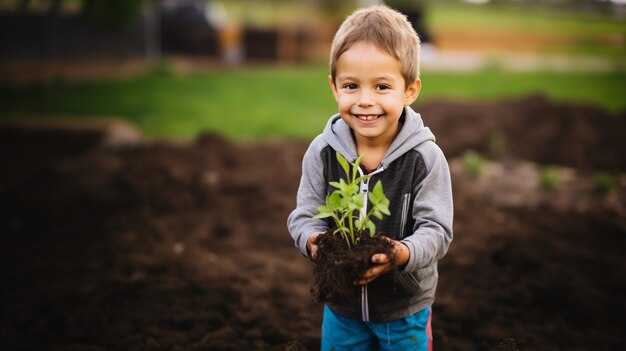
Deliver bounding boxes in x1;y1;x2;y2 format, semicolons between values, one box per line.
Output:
357;90;374;106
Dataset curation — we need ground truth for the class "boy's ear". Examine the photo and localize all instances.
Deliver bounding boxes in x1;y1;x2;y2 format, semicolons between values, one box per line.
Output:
403;78;421;106
328;75;339;102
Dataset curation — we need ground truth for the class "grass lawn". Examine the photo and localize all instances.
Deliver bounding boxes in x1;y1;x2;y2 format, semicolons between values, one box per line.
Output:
1;64;624;141
418;68;626;112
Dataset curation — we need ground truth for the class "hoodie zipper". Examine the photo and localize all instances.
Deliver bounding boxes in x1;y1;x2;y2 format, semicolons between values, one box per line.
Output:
399;193;411;239
359;176;370;219
355;164;384;322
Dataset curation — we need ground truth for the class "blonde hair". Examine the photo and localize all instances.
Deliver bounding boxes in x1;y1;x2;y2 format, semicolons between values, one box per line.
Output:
329;5;421;88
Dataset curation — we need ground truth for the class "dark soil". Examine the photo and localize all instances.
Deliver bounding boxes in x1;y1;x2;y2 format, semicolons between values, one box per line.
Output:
418;94;626;171
1;95;625;351
311;232;394;306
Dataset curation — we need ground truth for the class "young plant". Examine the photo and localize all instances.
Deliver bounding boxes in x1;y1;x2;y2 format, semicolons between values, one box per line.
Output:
593;172;615;194
539;166;560;190
462;150;485;178
314;152;390;249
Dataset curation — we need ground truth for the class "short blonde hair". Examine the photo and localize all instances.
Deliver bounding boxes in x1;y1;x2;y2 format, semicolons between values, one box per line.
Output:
329;5;421;88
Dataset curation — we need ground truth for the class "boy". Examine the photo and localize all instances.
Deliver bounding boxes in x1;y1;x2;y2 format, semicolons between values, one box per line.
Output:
287;5;453;351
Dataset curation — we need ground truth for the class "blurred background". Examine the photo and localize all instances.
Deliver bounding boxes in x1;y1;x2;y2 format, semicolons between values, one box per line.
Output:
1;1;626;350
0;0;624;139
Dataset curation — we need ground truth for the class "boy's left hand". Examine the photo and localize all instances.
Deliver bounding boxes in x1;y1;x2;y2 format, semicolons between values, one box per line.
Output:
355;239;410;285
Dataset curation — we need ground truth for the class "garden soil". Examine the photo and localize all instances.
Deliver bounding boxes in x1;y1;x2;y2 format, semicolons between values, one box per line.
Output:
1;95;625;351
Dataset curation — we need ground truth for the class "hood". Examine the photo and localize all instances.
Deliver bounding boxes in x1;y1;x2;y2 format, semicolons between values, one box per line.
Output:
322;106;436;168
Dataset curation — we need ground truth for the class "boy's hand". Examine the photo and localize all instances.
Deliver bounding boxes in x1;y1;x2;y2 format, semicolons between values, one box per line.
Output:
355;239;410;285
306;232;322;261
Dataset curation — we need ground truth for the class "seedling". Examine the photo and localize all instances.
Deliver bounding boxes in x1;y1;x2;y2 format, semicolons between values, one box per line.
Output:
539;167;560;190
462;150;485;178
314;152;390;249
593;172;615;194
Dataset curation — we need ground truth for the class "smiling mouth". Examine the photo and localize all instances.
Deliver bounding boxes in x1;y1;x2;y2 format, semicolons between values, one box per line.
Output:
354;114;384;121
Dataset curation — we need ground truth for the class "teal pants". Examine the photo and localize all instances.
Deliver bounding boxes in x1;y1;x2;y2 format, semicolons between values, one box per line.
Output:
321;305;433;351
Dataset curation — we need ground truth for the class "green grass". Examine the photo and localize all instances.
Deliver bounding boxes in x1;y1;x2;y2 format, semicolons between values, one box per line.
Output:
418;68;626;112
0;65;336;141
1;64;624;141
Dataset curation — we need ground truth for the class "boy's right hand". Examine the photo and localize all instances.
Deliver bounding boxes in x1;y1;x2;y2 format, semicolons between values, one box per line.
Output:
307;232;321;261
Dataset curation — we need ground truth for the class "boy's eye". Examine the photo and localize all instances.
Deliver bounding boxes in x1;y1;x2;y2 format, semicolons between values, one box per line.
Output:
343;83;357;90
376;85;390;91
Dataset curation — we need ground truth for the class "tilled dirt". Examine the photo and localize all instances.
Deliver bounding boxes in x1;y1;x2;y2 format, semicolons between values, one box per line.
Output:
1;96;625;351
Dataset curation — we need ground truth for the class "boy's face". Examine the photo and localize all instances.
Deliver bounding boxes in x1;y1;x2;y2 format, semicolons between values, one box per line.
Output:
330;41;420;145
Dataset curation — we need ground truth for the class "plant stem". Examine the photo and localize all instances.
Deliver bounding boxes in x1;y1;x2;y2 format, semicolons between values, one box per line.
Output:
348;211;356;246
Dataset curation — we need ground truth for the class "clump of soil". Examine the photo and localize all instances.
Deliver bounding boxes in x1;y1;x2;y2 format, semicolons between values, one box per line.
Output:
311;232;394;305
497;338;520;351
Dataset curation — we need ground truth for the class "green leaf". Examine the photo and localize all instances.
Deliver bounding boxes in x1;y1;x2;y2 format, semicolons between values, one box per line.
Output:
355;175;369;185
377;202;391;216
338;196;350;209
348;183;359;194
347;195;363;212
313;212;333;219
334;227;350;235
328;192;342;209
366;220;376;237
351;194;364;207
381;207;391;216
337;152;350;179
353;155;364;181
329;181;341;189
367;191;379;205
372;180;384;198
338;179;357;195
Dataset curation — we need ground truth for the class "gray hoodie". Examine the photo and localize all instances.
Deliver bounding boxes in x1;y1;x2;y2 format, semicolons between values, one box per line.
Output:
287;106;453;323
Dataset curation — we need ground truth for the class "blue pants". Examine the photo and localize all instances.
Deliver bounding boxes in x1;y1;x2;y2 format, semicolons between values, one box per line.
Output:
321;305;433;351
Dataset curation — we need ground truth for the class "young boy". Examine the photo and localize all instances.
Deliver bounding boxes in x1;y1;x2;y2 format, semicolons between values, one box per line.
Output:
287;5;453;351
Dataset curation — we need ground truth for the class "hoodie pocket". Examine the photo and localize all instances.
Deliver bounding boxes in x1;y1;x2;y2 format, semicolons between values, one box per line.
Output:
394;270;421;295
399;193;411;239
394;265;437;296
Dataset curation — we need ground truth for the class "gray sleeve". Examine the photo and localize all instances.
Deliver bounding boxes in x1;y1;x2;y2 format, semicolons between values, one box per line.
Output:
287;136;330;259
401;143;454;272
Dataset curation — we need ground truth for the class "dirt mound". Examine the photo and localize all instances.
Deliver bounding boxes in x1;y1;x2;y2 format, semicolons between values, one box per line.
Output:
420;95;626;170
1;96;624;350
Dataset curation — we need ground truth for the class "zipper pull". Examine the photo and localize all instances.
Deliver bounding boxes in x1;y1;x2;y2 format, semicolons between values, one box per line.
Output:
359;176;369;219
360;177;369;194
